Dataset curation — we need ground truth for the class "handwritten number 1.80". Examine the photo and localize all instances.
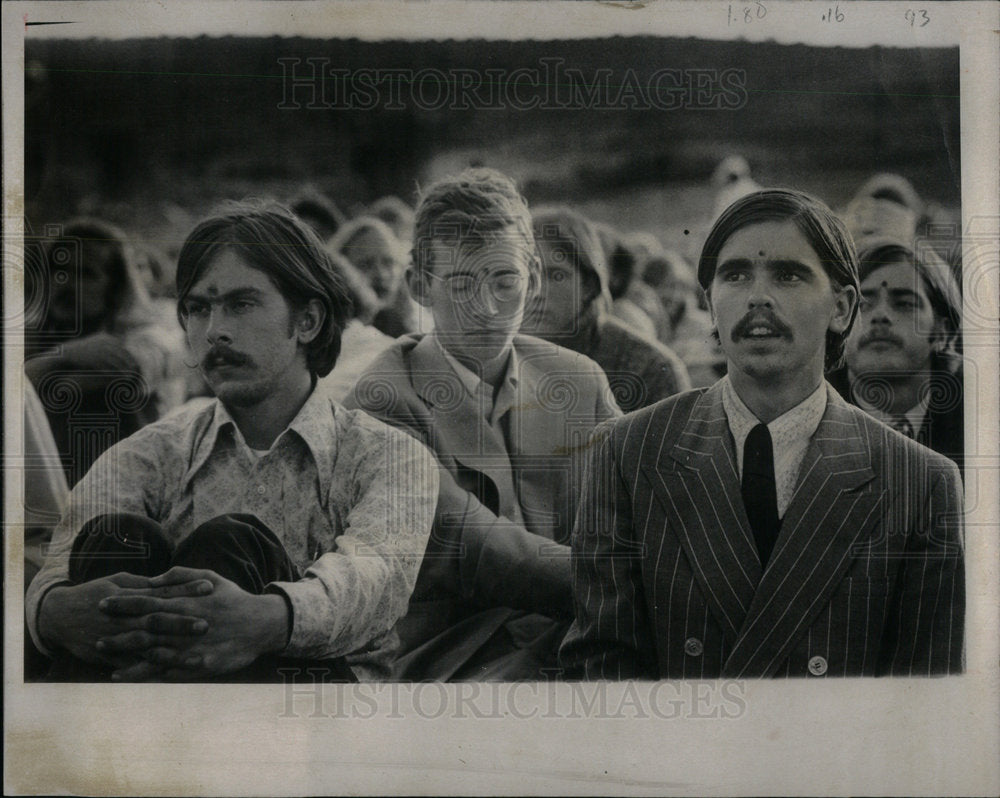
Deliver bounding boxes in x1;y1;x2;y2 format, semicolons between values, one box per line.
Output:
728;2;767;25
905;9;930;27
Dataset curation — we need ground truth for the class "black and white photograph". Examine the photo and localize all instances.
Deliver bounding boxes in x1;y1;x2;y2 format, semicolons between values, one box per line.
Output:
4;1;999;794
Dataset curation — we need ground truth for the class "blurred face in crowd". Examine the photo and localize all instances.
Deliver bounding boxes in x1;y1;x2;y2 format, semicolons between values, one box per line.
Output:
181;248;315;409
845;259;942;377
708;220;854;394
47;240;117;328
342;227;404;302
652;275;692;327
523;239;587;338
414;226;535;370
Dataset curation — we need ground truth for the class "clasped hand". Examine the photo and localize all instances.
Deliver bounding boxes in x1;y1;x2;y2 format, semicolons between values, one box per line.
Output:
43;567;287;681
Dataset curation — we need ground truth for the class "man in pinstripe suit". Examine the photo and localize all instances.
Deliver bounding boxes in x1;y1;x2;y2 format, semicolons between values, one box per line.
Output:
559;189;964;678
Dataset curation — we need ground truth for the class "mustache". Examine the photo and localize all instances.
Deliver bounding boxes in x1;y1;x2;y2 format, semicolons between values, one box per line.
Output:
730;310;792;341
202;345;251;370
858;330;904;348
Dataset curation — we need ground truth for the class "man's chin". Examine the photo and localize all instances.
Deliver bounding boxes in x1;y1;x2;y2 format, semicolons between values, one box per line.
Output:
846;358;915;378
207;380;267;408
727;349;791;382
446;333;514;364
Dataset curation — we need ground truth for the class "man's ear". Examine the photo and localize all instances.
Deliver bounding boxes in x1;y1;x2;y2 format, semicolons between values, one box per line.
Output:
295;299;327;344
525;253;542;300
526;266;541;301
930;316;955;355
406;266;434;308
704;288;716;325
828;284;858;335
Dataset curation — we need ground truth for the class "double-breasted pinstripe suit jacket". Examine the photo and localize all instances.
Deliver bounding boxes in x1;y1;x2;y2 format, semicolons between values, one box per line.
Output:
559;380;965;678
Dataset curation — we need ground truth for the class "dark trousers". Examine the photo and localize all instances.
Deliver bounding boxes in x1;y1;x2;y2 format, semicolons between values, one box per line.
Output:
46;512;356;683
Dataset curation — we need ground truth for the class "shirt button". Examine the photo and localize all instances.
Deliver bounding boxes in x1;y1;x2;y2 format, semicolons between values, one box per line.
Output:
684;638;703;657
256;485;266;495
808;655;828;676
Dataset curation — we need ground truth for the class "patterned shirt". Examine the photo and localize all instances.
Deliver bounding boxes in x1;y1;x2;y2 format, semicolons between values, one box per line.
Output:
25;388;439;680
721;376;827;518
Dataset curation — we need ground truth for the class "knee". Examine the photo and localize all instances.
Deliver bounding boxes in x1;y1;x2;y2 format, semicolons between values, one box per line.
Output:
185;514;276;549
68;512;171;582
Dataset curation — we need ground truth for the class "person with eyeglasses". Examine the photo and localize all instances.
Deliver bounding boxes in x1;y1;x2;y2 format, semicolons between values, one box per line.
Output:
345;168;621;681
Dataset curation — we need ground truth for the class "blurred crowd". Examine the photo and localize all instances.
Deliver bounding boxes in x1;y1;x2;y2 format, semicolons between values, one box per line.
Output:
22;161;963;497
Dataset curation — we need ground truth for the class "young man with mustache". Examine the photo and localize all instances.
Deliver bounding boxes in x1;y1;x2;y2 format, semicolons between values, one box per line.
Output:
25;204;438;682
829;238;964;475
559;189;964;679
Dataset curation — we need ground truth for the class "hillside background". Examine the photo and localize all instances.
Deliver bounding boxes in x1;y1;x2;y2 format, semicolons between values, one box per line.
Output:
25;36;960;262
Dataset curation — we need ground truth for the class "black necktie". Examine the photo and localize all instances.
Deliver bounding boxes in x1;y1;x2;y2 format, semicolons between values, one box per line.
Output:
742;423;780;568
889;416;915;439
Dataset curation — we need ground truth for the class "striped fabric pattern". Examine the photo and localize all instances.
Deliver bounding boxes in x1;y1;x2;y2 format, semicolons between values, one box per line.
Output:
559;380;965;679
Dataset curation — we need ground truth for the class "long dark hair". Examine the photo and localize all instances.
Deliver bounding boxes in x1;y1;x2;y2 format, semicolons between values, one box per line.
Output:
698;189;861;372
176;201;351;378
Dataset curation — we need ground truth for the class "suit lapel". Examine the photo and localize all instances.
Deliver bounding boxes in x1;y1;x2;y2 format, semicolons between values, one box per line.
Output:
643;383;763;647
723;388;881;677
410;336;519;518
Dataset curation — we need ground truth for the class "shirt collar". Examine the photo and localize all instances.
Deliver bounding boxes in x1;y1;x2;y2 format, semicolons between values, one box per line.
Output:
182;386;338;489
851;386;929;436
431;331;482;397
721;374;828;450
430;331;520;398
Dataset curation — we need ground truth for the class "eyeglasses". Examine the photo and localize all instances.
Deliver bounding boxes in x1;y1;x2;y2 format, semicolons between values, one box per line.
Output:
425;269;529;304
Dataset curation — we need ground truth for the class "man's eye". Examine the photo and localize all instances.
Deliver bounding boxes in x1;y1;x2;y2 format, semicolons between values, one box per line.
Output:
777;270;802;282
185;302;209;317
721;270;747;282
494;273;520;288
449;276;476;296
894;298;918;311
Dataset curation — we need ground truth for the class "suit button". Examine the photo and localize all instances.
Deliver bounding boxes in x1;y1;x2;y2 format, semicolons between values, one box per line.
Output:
684;638;703;657
808;655;828;676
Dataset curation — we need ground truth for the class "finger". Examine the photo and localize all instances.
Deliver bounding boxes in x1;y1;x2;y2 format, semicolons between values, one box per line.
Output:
111;659;163;682
143;612;208;636
99;595;166;616
97;629;157;654
146;647;204;669
148;566;216;587
107;572;156;589
116;580;214;599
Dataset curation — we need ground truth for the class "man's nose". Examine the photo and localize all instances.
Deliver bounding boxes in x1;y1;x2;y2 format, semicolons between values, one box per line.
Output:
478;282;501;316
746;276;774;308
868;291;892;323
205;307;233;343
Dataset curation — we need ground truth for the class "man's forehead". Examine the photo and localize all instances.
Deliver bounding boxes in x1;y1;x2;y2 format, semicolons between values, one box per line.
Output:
428;230;532;273
860;261;926;295
190;249;278;293
716;219;820;260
